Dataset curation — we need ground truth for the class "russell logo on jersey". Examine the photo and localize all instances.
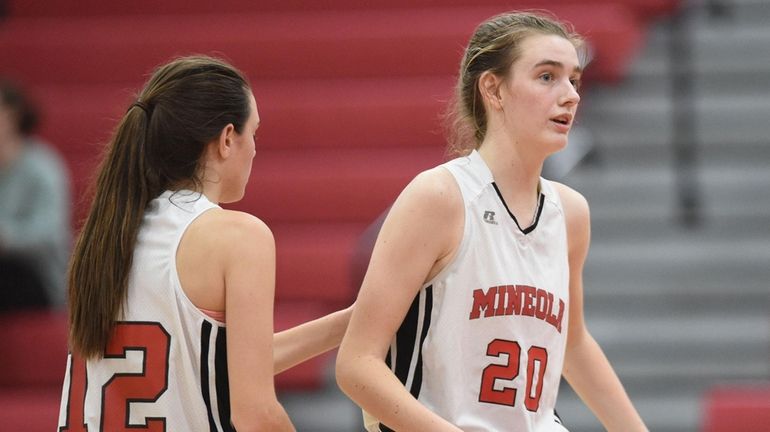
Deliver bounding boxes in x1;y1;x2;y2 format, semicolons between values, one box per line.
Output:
483;210;498;224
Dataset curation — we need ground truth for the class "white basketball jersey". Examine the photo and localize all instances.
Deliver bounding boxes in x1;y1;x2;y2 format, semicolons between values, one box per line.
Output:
58;190;235;431
372;150;570;432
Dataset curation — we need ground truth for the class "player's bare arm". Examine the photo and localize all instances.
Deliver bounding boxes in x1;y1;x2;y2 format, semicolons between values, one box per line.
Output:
273;303;354;375
554;182;648;432
218;211;296;432
336;167;464;432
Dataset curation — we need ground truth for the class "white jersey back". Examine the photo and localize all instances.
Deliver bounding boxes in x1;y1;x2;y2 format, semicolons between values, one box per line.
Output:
58;190;235;431
374;150;570;431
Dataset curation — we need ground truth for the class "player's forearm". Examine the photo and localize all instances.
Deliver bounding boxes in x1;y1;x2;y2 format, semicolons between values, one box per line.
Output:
563;330;648;432
336;353;461;432
230;397;296;432
273;305;353;374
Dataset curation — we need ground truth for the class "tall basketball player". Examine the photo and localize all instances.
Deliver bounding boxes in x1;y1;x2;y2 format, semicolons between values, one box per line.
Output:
336;11;648;432
58;56;352;431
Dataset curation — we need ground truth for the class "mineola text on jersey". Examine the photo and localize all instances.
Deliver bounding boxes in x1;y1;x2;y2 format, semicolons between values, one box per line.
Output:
468;285;565;333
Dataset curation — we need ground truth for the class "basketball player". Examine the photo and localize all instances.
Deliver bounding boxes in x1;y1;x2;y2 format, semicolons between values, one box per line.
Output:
336;11;648;431
58;56;351;431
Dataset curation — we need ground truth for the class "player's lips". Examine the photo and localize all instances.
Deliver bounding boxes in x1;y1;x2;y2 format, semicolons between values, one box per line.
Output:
550;113;572;132
550;113;572;126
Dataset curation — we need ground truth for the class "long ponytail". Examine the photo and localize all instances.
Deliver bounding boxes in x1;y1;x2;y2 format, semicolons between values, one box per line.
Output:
68;55;250;359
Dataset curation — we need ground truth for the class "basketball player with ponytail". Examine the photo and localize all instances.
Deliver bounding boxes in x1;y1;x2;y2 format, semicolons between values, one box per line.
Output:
58;56;351;431
336;11;647;431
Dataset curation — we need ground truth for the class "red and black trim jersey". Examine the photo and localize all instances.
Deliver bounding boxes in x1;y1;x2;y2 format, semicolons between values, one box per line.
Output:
368;150;570;432
58;190;236;431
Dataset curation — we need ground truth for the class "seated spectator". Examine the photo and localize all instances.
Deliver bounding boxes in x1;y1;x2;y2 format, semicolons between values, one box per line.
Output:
0;78;71;311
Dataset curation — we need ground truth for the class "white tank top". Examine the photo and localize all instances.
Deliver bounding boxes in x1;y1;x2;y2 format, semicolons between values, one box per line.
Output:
58;190;237;431
369;150;570;432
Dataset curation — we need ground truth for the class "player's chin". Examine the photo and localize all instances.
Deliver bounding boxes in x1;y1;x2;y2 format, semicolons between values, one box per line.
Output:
543;136;569;155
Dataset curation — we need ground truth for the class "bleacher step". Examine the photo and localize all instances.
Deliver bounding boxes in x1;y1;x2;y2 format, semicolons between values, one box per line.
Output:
557;389;703;432
0;5;641;84
581;93;770;149
7;0;679;18
34;77;455;154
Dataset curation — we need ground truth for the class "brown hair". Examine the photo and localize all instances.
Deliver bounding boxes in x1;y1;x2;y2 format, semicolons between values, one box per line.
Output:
446;11;584;156
68;55;251;359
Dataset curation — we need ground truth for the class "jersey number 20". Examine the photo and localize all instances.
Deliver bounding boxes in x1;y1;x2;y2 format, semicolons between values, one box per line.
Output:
478;339;548;411
60;322;171;432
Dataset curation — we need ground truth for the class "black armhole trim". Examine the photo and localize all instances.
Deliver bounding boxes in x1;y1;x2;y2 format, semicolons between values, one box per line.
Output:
379;286;434;432
200;321;218;431
215;327;235;432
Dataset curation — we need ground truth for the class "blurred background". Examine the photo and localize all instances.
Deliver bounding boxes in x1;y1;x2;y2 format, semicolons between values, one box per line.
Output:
1;0;768;431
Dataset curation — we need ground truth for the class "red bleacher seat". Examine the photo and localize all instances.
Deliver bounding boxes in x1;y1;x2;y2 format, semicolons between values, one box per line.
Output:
0;6;643;85
238;146;444;223
703;384;770;432
0;388;62;432
31;77;453;154
8;0;679;21
0;310;67;432
0;310;68;388
271;223;365;304
32;78;449;225
1;5;648;228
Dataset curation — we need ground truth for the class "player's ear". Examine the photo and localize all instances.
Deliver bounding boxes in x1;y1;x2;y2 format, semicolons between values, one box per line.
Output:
478;71;504;110
215;124;235;159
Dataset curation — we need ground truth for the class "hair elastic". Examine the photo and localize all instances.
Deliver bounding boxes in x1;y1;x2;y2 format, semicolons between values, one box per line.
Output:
129;100;152;117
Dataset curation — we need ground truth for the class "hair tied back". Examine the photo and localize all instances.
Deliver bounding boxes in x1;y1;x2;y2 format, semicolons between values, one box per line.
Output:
129;100;152;117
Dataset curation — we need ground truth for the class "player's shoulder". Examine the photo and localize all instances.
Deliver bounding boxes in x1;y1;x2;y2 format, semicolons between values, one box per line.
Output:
399;165;463;213
192;208;274;248
549;181;591;256
549;180;589;223
380;164;464;251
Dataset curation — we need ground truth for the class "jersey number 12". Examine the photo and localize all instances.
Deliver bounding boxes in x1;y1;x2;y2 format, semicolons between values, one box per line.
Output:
60;322;171;431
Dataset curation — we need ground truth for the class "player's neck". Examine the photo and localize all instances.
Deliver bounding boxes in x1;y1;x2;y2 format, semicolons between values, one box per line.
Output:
477;139;542;198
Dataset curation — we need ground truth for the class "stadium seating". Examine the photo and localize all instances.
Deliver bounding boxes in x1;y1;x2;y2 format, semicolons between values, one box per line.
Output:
0;6;645;85
0;1;677;430
0;310;67;430
7;0;679;21
703;385;770;432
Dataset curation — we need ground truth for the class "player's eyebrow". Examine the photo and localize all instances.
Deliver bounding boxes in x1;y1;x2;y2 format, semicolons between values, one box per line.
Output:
533;59;583;75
